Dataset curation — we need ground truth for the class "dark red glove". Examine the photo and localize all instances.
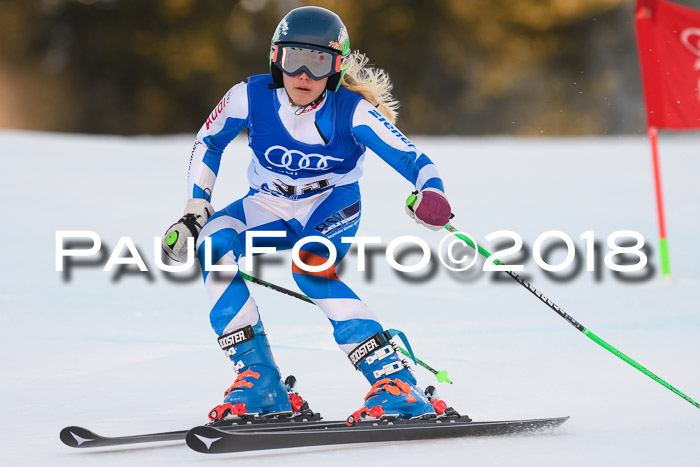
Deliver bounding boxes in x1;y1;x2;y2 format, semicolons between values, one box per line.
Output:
407;188;451;230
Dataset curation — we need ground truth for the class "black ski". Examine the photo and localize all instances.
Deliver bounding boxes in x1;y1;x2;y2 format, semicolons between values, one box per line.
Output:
59;413;325;449
186;416;570;454
60;425;186;448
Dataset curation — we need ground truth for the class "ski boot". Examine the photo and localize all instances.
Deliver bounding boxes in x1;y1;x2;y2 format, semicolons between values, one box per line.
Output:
208;324;292;421
346;331;436;425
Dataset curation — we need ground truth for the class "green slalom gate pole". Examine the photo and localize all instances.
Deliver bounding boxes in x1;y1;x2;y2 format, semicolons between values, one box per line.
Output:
406;194;699;409
239;272;452;384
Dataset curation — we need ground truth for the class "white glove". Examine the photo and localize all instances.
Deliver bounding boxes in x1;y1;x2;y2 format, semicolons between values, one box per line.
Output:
162;198;214;262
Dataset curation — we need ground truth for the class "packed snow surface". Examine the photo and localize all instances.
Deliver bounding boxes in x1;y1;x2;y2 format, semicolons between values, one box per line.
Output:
1;130;699;466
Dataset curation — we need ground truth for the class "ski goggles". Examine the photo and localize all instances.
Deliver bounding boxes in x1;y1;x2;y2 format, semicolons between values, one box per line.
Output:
272;45;345;80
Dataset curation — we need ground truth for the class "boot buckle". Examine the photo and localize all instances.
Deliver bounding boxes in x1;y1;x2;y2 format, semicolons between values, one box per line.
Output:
372;360;403;379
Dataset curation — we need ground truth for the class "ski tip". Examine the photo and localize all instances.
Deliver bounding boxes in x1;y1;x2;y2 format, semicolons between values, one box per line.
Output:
59;426;102;448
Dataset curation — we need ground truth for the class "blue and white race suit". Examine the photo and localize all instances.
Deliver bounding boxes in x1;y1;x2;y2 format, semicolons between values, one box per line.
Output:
188;74;445;353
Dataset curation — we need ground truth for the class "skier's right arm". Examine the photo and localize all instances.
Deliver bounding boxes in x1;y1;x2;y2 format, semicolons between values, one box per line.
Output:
162;82;249;263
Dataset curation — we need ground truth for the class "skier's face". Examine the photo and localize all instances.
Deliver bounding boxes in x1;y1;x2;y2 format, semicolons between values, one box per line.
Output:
283;71;328;107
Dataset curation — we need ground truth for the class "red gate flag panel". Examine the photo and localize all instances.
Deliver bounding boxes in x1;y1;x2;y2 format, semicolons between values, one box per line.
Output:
635;0;700;130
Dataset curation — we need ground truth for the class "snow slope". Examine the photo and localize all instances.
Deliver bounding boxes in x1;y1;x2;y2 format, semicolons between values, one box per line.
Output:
1;129;699;466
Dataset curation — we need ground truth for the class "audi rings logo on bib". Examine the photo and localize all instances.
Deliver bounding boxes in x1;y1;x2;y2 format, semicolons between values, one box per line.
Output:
264;145;343;172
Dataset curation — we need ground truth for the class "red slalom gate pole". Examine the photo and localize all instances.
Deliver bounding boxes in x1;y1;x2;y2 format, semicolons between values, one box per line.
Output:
648;126;671;280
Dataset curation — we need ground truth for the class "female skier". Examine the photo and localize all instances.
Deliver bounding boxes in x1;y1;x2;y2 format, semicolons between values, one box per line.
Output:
163;6;452;422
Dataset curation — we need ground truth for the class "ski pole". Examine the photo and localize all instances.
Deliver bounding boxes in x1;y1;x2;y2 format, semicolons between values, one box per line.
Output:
405;194;700;409
239;272;452;384
396;346;452;384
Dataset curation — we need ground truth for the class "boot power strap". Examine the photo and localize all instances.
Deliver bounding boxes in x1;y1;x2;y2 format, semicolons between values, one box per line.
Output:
217;325;256;351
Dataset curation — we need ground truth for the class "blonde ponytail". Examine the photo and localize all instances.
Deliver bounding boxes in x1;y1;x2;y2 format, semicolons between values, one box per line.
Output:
341;51;399;124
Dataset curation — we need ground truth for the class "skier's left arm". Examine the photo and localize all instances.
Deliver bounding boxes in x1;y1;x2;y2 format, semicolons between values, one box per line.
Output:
352;100;451;230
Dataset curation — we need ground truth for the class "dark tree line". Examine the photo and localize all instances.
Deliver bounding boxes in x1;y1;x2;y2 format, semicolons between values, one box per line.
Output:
1;0;699;135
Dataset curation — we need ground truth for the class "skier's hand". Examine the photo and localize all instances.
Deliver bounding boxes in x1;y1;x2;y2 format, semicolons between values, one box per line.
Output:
162;198;214;262
406;188;452;231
